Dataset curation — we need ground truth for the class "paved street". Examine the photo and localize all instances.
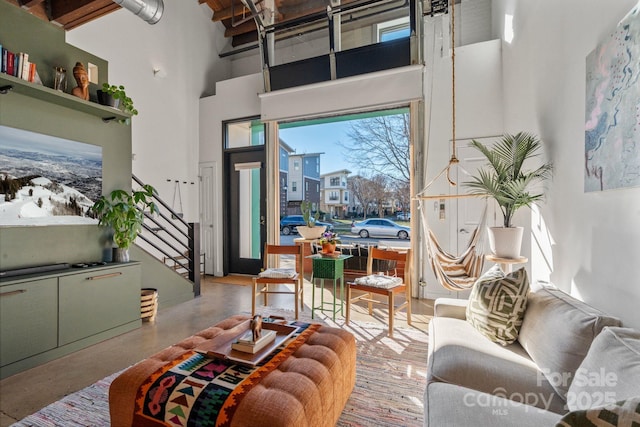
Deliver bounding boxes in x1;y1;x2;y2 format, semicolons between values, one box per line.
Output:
280;233;410;248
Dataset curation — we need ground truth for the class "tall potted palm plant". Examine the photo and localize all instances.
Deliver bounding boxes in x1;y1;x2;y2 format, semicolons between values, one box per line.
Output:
465;132;552;258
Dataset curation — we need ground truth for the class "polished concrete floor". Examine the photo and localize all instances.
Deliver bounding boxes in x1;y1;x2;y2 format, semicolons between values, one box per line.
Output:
0;275;434;426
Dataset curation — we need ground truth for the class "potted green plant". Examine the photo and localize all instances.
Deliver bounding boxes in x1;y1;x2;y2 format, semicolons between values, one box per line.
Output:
97;83;138;123
91;184;158;262
464;132;552;258
297;200;326;239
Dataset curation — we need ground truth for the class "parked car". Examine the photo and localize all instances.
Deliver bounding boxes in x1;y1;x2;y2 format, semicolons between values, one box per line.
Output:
395;211;411;220
351;218;410;239
280;215;333;235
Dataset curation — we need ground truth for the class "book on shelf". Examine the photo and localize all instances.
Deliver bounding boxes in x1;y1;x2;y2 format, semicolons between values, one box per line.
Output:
21;52;30;81
231;329;277;354
0;46;36;82
28;62;36;83
6;51;14;76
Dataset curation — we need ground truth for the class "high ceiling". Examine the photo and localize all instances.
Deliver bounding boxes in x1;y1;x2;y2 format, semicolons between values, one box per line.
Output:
3;0;420;47
199;0;363;47
2;0;360;45
4;0;122;30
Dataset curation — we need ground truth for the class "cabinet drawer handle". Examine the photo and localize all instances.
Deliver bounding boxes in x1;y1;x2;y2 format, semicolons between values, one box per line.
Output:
86;272;123;281
0;289;27;297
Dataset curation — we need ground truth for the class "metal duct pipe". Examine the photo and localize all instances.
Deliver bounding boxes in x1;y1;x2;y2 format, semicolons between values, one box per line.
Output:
112;0;164;24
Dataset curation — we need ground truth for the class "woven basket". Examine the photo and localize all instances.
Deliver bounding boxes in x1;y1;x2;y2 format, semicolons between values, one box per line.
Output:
312;258;344;279
140;288;158;322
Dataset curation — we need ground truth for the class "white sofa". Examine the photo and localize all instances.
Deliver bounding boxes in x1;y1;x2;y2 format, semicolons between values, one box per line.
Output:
425;285;640;426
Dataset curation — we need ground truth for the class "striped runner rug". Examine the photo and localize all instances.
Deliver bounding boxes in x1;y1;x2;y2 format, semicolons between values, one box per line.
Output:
11;310;429;427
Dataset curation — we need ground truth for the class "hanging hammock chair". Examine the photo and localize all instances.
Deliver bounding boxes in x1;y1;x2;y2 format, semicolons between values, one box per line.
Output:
418;198;488;291
415;0;489;291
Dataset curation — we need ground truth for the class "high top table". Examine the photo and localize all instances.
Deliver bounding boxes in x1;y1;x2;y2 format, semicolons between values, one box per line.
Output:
307;254;352;321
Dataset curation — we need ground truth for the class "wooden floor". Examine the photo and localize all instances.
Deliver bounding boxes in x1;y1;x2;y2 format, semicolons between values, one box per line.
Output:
0;275;434;426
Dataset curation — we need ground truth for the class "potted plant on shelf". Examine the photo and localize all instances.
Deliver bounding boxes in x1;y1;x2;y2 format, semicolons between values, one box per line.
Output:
97;83;138;123
91;184;158;262
464;132;553;258
318;231;341;254
297;200;326;240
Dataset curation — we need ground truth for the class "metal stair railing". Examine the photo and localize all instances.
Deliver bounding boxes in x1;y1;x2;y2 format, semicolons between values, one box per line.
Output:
133;174;201;296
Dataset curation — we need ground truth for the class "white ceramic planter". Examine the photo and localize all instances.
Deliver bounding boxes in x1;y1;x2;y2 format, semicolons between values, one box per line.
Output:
488;226;524;259
297;225;326;240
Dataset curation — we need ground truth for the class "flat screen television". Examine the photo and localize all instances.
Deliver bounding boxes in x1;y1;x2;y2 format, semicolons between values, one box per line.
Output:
0;125;102;226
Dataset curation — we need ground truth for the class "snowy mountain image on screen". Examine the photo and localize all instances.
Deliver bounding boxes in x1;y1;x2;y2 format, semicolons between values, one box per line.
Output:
0;126;102;226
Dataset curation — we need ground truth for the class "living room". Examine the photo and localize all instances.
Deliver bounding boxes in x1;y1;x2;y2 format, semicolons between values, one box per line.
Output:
63;0;640;332
1;0;639;425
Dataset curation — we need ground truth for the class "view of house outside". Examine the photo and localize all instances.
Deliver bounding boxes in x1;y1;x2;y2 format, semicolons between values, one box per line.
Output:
278;108;411;243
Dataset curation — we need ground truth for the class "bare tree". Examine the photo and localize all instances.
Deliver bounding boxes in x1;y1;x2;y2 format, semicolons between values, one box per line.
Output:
391;180;411;213
369;174;391;217
340;113;410;184
348;175;374;219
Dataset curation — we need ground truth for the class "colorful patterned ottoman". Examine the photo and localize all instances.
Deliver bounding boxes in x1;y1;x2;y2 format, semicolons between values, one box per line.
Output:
109;315;356;427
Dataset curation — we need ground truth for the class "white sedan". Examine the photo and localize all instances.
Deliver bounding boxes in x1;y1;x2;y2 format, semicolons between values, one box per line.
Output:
351;218;410;240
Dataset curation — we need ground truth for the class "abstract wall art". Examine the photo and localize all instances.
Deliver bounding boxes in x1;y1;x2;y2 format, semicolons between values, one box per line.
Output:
585;3;640;192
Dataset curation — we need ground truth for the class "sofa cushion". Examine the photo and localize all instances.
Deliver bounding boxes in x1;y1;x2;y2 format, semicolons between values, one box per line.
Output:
566;327;640;411
518;287;622;400
466;266;530;345
428;316;566;414
556;396;640;427
424;382;562;427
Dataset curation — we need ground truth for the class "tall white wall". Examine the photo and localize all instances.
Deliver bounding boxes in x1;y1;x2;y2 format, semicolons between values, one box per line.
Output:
494;0;640;328
420;32;504;299
66;0;231;222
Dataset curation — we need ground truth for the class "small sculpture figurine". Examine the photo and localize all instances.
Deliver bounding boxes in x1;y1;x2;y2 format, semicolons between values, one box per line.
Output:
71;62;89;101
250;314;262;342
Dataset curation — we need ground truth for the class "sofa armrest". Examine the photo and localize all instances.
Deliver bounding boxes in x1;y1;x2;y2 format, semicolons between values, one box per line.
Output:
434;298;468;319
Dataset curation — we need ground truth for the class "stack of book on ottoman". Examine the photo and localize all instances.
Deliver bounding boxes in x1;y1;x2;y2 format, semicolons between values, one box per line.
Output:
231;328;276;354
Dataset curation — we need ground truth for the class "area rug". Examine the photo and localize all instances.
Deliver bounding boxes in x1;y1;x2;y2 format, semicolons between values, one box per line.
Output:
11;309;429;427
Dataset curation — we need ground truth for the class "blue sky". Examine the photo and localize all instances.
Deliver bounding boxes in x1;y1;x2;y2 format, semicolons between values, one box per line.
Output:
279;121;356;175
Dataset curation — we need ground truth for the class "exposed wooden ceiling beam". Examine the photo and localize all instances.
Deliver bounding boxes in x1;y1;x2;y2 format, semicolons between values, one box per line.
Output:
224;18;257;37
211;2;252;23
61;1;120;29
5;0;49;22
50;0;117;26
20;0;46;8
198;0;224;8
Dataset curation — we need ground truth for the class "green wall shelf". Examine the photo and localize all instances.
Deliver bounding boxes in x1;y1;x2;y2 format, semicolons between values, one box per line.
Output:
0;73;129;122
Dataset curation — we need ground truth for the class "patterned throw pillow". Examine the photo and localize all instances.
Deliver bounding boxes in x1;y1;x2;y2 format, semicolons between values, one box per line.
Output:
556;396;640;427
466;265;530;346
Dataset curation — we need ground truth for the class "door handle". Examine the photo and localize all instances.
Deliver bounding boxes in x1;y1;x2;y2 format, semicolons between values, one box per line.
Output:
260;216;265;226
459;228;469;234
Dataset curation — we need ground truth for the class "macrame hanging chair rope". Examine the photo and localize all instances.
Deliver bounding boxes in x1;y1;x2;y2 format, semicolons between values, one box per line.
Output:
416;0;462;198
416;0;489;291
448;0;458;184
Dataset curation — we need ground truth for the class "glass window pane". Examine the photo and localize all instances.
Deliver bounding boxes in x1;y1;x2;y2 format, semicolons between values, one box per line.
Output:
238;166;261;259
226;119;264;149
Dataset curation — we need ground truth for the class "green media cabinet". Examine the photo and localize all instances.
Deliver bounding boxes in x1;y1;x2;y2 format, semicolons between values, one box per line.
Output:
0;262;142;379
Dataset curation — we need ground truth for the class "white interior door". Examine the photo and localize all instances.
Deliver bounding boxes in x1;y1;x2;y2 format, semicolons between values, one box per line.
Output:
455;139;499;269
199;162;216;275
